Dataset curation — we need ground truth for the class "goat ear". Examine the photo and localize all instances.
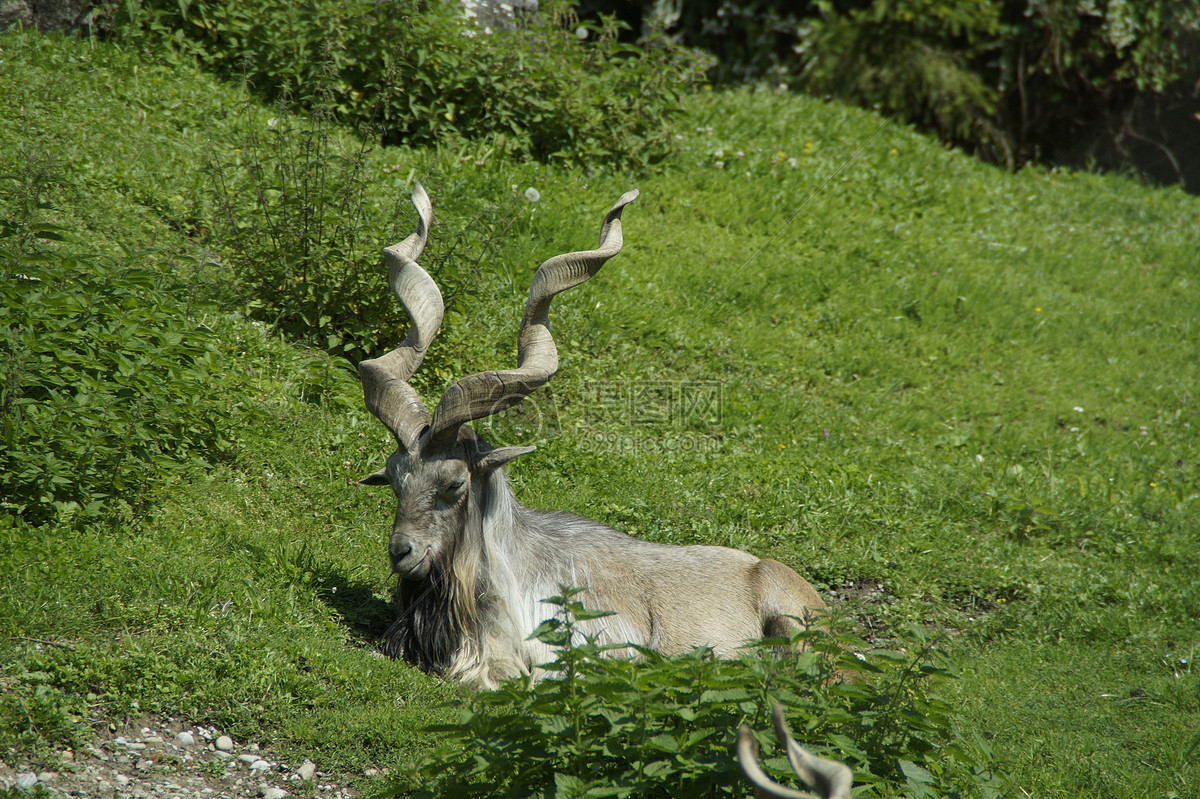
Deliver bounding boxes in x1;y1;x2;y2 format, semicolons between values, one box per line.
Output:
357;467;389;486
473;445;536;474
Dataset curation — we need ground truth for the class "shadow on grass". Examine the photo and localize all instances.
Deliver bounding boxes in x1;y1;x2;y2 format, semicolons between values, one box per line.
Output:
242;539;398;645
315;578;396;645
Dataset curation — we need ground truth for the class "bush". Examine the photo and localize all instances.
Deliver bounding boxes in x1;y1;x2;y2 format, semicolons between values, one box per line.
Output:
387;590;1000;799
200;97;537;365
110;0;708;171
0;155;232;527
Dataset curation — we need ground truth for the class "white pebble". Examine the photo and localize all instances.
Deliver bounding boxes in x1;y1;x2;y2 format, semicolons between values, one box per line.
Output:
250;759;272;772
16;774;37;789
297;760;317;781
239;754;260;764
37;771;56;783
264;789;290;799
176;731;196;747
215;735;234;752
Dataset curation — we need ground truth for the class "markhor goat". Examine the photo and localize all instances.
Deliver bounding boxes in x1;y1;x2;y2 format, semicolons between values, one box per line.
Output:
358;185;828;688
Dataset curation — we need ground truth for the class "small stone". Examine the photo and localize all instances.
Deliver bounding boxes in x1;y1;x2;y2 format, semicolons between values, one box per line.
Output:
239;754;260;764
136;758;153;771
114;736;129;746
214;750;232;760
263;789;289;799
144;735;164;744
176;731;196;747
215;735;234;752
250;759;271;772
126;741;147;751
115;773;131;786
364;768;379;777
296;761;316;782
16;774;37;789
37;771;56;783
132;788;152;799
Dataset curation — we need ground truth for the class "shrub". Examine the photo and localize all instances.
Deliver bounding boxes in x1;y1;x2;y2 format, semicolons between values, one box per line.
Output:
109;0;708;170
200;97;536;365
387;590;1000;799
0;155;232;527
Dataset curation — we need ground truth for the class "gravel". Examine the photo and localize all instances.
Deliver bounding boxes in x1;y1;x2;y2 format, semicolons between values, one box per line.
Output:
0;717;371;799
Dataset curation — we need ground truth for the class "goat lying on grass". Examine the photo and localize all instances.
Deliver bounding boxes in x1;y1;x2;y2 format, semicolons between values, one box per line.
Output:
358;185;829;688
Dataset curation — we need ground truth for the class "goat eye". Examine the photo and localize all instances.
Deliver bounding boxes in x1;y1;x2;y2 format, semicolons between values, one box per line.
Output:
438;480;465;500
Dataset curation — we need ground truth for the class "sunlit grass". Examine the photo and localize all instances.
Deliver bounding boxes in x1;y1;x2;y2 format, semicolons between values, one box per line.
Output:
2;29;1199;799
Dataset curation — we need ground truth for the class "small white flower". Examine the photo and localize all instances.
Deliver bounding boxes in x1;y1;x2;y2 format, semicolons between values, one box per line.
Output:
576;26;588;40
1073;406;1084;412
267;117;278;128
524;187;541;202
714;161;724;169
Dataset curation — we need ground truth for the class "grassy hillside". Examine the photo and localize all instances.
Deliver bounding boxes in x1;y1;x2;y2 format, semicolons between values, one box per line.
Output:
2;29;1198;798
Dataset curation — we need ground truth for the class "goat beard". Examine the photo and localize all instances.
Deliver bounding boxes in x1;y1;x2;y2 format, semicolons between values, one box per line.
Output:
382;562;463;676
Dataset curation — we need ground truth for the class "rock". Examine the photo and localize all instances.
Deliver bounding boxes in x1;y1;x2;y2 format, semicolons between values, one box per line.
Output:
250;759;271;772
15;774;37;789
263;788;290;799
176;731;196;747
215;735;234;752
297;760;316;782
239;754;260;765
36;771;56;783
364;768;379;778
126;741;147;751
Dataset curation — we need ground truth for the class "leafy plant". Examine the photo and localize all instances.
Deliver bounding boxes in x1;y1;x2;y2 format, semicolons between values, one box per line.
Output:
0;157;232;527
109;0;707;170
389;589;995;799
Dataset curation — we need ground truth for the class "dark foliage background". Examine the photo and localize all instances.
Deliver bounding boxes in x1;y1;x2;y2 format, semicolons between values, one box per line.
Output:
583;0;1200;191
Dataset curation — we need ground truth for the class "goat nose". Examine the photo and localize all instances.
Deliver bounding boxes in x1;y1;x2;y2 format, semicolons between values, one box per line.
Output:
389;537;413;564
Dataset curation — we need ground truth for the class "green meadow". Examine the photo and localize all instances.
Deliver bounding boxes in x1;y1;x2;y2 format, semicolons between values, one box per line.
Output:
2;26;1198;799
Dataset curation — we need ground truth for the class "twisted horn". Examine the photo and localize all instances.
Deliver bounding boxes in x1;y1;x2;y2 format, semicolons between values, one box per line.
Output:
737;704;853;799
423;189;639;450
359;183;443;451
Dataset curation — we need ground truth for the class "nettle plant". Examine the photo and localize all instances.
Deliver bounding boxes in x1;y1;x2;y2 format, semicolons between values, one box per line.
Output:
388;590;1000;799
0;157;232;527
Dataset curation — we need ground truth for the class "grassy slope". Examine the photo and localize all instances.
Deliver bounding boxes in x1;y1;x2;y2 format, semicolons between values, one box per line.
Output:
3;30;1199;797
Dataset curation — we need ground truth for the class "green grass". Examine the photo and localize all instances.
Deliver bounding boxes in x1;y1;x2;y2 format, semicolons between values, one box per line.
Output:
3;29;1199;798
